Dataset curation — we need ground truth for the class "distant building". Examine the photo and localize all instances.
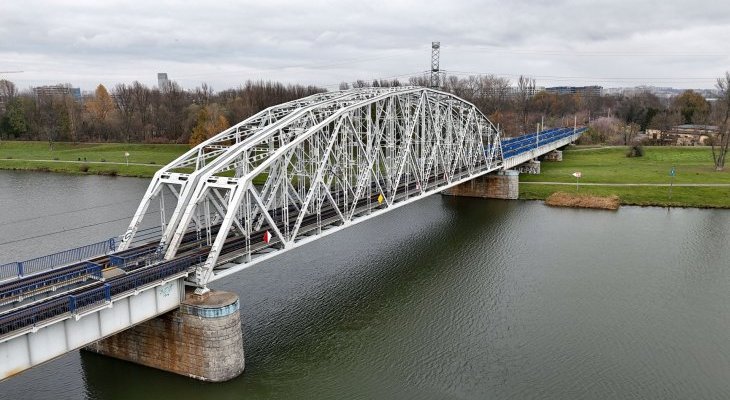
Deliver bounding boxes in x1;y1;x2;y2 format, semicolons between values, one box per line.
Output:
508;85;545;98
158;73;170;90
652;124;718;146
545;86;603;96
32;84;82;101
477;86;545;98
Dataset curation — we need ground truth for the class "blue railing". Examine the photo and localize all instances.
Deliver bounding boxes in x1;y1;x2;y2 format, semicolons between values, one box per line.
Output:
501;127;587;159
0;238;115;280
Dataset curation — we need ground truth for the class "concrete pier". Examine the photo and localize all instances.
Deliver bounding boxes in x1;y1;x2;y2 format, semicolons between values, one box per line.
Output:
517;160;541;174
543;150;563;161
443;170;519;200
85;289;244;382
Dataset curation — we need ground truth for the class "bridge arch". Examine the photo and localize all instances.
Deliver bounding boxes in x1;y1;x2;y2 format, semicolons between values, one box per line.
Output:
121;87;504;288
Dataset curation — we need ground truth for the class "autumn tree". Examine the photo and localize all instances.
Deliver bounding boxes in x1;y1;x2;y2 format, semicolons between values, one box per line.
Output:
189;104;230;146
86;84;117;141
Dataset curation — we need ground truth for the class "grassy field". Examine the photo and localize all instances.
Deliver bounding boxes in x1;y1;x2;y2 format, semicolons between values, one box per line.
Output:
0;141;188;177
521;146;730;208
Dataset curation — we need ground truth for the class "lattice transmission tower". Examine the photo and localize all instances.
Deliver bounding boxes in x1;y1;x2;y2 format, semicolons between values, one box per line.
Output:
430;41;441;89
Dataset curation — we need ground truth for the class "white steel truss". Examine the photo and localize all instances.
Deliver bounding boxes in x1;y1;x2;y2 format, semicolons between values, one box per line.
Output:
120;87;504;290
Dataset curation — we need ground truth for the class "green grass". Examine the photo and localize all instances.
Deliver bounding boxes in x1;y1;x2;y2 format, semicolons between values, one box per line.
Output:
521;146;730;208
0;141;189;177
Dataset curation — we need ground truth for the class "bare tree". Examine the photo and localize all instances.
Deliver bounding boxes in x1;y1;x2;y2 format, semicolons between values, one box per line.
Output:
712;72;730;170
516;75;535;133
0;79;17;101
114;83;136;142
622;122;640;145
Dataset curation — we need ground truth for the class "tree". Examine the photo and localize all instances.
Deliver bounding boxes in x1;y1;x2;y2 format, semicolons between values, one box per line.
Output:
712;72;730;170
515;75;535;133
616;91;661;130
86;84;117;141
114;83;136;142
622;122;640;145
0;98;28;139
672;90;710;125
0;79;18;101
189;104;230;146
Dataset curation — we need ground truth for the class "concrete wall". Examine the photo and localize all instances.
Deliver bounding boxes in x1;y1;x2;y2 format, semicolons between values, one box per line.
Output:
85;290;244;382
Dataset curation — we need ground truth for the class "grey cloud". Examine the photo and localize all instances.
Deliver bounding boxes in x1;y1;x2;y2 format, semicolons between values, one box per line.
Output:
1;0;729;90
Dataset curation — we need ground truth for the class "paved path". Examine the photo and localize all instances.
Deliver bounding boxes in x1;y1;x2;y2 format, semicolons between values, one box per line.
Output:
522;181;730;187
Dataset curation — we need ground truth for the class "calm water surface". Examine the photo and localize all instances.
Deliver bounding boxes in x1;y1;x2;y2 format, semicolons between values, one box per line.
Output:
0;171;729;400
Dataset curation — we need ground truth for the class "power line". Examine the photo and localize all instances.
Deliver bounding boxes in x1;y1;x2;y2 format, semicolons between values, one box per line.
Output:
0;211;160;247
0;196;146;228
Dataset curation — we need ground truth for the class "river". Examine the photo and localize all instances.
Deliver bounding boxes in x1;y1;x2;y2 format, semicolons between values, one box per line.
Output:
0;171;729;399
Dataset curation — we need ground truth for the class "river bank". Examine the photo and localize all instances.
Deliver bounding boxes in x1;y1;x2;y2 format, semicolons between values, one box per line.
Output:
521;146;730;208
1;141;729;208
0;141;187;177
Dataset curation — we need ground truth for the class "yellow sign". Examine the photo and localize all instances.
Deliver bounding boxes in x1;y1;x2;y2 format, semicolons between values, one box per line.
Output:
377;193;384;204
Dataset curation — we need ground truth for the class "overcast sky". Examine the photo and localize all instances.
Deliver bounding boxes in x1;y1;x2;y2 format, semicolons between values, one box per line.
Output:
1;0;729;92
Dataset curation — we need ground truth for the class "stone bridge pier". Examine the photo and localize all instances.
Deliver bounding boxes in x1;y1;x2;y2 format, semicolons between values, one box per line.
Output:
85;289;245;382
442;170;520;200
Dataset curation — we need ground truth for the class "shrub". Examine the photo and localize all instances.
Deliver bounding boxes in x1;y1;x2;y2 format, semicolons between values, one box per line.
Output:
626;145;644;157
79;164;90;172
100;159;106;162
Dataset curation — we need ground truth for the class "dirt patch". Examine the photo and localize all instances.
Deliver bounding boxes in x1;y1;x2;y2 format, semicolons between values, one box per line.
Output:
545;191;620;210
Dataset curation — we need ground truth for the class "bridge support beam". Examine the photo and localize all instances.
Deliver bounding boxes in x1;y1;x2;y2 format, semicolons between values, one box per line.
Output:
85;289;244;382
442;170;519;200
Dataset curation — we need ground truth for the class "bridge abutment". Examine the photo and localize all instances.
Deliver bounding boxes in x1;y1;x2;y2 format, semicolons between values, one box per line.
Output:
85;289;244;382
443;170;519;200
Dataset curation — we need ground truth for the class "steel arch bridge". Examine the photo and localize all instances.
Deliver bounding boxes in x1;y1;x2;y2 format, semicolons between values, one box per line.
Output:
119;86;504;291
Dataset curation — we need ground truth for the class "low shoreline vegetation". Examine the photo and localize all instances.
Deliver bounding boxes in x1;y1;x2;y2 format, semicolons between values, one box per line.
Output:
545;192;620;210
